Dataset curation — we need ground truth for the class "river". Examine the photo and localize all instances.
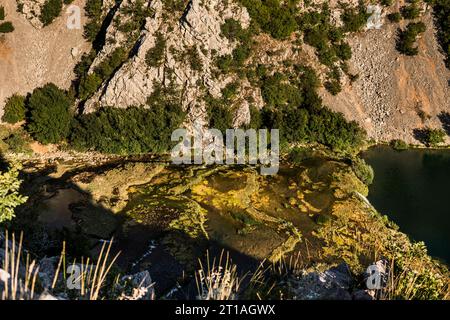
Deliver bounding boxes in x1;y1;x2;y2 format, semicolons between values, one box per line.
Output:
363;146;450;263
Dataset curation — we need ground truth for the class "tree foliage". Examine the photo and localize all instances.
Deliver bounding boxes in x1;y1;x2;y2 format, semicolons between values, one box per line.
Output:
425;128;446;146
78;48;128;100
71;84;186;154
27;83;73;144
352;158;374;186
84;0;103;42
341;5;371;33
0;21;14;33
0;6;5;20
40;0;63;26
145;33;166;67
397;22;426;56
239;0;298;39
401;3;421;20
0;163;28;224
2;95;26;124
256;66;366;152
390;139;409;150
0;5;14;33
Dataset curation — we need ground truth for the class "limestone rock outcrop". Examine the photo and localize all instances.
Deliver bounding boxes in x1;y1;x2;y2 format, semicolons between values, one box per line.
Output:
83;0;253;128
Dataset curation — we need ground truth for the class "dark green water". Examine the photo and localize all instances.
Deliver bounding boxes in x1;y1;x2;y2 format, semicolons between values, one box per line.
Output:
363;146;450;263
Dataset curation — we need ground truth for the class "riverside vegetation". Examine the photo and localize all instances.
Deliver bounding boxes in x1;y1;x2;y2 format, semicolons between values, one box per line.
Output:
1;149;448;300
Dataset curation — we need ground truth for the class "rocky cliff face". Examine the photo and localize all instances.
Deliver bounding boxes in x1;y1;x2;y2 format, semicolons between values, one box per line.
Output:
0;0;90;119
322;10;450;144
83;0;253;128
0;0;449;144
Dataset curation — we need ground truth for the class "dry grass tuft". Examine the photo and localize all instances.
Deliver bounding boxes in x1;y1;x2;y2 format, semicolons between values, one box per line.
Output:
195;250;242;300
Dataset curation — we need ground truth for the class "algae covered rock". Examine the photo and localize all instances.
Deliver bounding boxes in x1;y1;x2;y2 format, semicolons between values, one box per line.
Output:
72;163;165;213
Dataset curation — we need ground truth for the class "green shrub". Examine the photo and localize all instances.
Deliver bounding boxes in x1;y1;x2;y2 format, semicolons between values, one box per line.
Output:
40;0;63;26
425;128;446;147
83;20;102;42
396;22;426;56
145;32;166;67
260;73;303;109
205;87;236;133
77;48;128;100
247;105;262;130
401;4;421;20
388;12;402;23
96;47;128;78
0;163;28;223
0;6;5;20
2;95;26;124
27;83;73;144
324;79;342;95
116;0;154;33
0;21;14;33
254;66;366;152
84;0;103;41
300;6;354;71
221;19;246;41
317;45;338;66
85;0;102;16
308;108;365;151
232;45;251;66
341;6;370;33
287;147;311;163
221;82;240;101
163;0;188;12
380;0;394;6
390;139;409;151
207;105;235;134
217;18;253;75
216;43;252;74
335;42;352;61
239;0;298;40
185;46;203;72
352;158;374;186
216;54;234;73
78;73;103;100
2;129;32;154
71;85;186;154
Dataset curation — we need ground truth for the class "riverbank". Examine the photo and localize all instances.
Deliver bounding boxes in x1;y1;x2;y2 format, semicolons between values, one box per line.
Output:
4;146;448;299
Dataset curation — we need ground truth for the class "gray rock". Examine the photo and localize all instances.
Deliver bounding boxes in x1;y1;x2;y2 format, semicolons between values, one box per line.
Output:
352;289;376;300
290;263;354;300
38;290;66;300
38;257;59;289
120;271;155;300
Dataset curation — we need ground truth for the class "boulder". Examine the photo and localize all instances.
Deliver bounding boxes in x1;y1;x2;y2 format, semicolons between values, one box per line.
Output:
119;271;155;300
290;263;354;300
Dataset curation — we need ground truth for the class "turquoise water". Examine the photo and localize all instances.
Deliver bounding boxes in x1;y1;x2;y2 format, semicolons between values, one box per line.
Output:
363;146;450;263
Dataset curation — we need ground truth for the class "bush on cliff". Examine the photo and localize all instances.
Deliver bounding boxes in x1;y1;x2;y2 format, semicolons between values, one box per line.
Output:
40;0;63;26
2;95;26;124
27;84;73;144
